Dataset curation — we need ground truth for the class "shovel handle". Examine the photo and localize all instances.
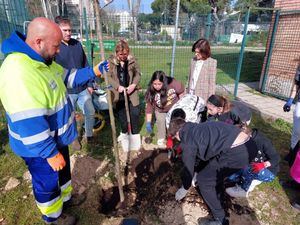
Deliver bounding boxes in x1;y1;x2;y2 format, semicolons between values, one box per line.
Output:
123;90;132;134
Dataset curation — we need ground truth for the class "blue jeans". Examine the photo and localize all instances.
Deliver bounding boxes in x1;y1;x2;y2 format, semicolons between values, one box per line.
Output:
228;166;275;191
69;89;95;137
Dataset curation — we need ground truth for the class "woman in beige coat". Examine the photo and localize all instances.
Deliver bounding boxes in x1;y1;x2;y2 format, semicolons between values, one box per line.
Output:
186;38;217;102
107;40;141;140
186;38;217;122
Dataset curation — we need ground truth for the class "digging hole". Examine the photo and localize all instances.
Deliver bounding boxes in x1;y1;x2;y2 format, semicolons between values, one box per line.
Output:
99;149;183;216
100;186;121;215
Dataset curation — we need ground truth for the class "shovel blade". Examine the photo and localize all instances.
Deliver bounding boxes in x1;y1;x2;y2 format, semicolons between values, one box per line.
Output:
121;134;141;151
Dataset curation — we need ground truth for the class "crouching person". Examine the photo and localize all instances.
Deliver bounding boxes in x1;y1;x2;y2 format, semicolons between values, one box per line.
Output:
225;125;280;198
168;119;258;225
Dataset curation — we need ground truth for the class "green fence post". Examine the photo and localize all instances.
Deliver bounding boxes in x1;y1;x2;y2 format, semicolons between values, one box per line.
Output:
83;7;92;65
261;10;280;93
234;8;250;98
205;13;212;40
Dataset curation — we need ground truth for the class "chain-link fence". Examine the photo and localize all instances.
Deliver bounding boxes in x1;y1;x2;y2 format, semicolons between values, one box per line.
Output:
261;9;300;99
0;1;279;96
79;9;270;94
0;2;271;92
4;2;299;133
0;0;28;62
0;0;29;122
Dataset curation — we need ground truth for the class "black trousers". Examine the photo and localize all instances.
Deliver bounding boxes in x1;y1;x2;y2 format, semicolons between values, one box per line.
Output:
197;138;258;220
115;100;140;134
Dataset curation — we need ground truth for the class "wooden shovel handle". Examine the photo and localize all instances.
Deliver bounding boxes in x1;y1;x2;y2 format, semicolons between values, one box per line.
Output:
123;90;132;134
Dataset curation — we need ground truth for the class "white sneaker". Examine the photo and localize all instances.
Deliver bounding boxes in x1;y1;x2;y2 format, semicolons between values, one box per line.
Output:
157;138;165;147
117;132;128;142
226;185;248;198
192;172;198;187
247;180;262;192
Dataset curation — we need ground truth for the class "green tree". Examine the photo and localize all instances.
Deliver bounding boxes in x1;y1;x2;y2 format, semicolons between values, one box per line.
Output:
234;0;274;10
137;13;161;31
151;0;213;18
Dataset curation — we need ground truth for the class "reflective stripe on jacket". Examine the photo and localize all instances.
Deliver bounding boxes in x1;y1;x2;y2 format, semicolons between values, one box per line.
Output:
0;52;77;158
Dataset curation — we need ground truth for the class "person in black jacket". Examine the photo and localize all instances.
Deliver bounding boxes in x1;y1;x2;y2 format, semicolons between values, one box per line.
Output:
225;126;280;198
168;119;258;225
206;94;252;125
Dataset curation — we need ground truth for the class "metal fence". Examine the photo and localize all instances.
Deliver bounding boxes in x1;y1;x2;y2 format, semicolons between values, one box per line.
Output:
260;9;300;99
0;0;29;121
0;0;29;62
79;9;272;94
0;2;275;95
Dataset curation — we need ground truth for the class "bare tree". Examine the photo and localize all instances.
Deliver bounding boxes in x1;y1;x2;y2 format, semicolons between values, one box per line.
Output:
93;0;124;203
40;0;61;19
41;0;49;18
127;0;141;41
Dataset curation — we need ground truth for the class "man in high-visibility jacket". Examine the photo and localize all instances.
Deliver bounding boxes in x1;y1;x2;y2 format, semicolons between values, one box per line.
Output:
0;17;108;225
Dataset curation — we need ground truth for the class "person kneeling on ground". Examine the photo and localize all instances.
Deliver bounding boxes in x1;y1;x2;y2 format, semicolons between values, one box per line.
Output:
225;124;280;198
206;94;252;125
168;119;258;225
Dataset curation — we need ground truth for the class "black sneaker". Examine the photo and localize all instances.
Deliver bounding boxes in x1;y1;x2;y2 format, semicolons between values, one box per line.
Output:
291;201;300;211
198;217;229;225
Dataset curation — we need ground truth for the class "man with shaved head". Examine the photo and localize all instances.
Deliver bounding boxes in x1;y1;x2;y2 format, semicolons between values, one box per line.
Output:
0;17;108;225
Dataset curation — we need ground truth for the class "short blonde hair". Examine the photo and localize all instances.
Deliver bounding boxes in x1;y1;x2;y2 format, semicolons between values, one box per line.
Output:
115;39;130;53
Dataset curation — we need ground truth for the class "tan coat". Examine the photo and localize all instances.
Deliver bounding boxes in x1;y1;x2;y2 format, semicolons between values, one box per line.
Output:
107;54;141;106
186;57;217;102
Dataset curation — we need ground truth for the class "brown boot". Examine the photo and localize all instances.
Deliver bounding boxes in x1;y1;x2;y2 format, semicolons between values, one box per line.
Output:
71;139;81;151
45;213;77;225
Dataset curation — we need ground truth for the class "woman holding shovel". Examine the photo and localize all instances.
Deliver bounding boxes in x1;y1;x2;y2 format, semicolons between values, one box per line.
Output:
145;71;185;146
107;40;141;144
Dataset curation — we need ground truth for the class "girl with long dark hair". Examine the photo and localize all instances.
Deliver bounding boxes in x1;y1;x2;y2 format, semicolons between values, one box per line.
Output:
145;71;184;146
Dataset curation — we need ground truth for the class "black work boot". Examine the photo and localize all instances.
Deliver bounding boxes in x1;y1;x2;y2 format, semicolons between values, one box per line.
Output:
45;213;77;225
198;217;229;225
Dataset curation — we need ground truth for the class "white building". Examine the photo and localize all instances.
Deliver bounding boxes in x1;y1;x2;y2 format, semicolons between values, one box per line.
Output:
65;0;95;32
161;25;182;40
107;10;133;32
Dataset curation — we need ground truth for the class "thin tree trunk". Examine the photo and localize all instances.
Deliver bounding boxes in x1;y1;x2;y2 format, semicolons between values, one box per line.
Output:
41;0;48;18
79;0;83;41
93;0;125;203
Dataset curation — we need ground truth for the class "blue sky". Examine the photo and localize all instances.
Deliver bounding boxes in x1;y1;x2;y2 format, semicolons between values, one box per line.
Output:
102;0;154;14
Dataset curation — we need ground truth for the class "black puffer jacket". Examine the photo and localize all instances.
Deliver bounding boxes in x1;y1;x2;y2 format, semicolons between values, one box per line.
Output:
179;122;241;189
179;121;241;161
251;129;280;175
